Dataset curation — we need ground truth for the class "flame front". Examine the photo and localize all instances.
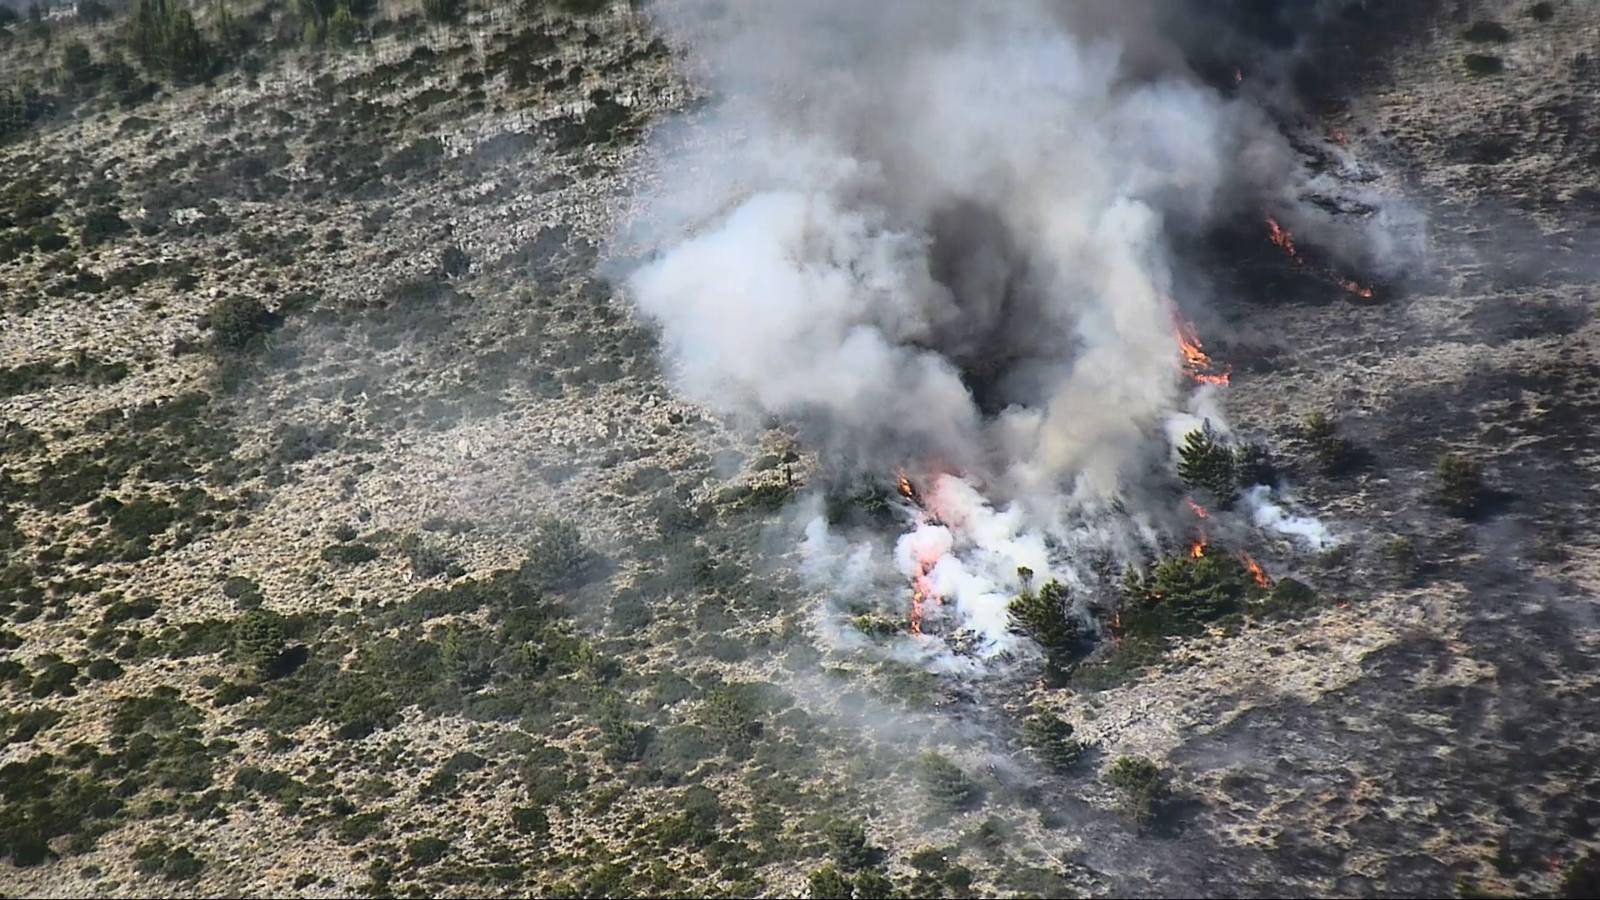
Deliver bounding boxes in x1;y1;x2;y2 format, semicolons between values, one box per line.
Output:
1264;216;1377;300
1175;320;1232;386
1190;539;1207;559
1240;552;1271;588
898;473;941;634
1266;216;1300;261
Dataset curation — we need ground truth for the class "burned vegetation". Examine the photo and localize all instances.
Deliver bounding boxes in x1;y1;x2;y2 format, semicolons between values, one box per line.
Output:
2;0;1599;898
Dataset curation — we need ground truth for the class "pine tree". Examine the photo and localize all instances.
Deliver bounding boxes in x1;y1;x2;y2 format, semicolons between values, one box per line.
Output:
1176;423;1236;500
1023;712;1087;771
918;752;977;812
1008;579;1081;668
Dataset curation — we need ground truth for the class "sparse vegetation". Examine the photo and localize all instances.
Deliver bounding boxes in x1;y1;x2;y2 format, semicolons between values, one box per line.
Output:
1436;452;1486;516
1300;411;1352;473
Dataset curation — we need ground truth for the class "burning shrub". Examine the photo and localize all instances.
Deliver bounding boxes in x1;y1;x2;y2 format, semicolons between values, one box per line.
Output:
1023;713;1088;772
1299;411;1353;473
1176;425;1236;501
1104;756;1167;831
917;752;979;812
1007;578;1084;670
1435;453;1486;516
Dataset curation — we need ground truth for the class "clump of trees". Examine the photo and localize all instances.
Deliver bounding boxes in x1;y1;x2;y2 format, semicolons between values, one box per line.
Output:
1119;552;1262;640
127;0;218;83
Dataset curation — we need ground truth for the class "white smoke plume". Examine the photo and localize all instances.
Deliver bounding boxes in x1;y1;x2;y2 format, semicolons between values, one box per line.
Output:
622;0;1375;661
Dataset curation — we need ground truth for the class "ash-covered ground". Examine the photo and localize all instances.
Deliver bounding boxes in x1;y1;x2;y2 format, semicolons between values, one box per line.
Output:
2;1;1599;898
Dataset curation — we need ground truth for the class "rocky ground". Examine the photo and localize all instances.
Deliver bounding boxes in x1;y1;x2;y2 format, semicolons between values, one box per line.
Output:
2;0;1598;897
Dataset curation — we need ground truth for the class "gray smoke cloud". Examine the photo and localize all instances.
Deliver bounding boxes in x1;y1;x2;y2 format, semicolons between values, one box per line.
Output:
617;0;1386;661
623;0;1332;500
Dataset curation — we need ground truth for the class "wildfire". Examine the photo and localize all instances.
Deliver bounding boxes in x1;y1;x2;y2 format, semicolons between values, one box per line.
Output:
1190;539;1207;559
897;472;941;635
1329;127;1349;146
1265;216;1300;261
1337;278;1375;299
1175;320;1232;386
1263;216;1378;301
1239;552;1271;588
1185;498;1210;519
1232;66;1243;86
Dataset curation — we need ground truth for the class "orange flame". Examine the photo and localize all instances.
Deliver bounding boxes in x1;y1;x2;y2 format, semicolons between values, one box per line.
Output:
1232;66;1243;86
1185;498;1210;519
1265;216;1377;301
1266;217;1300;261
1337;278;1375;299
1175;320;1232;386
897;473;915;501
1190;539;1207;559
1329;127;1349;146
1239;552;1270;588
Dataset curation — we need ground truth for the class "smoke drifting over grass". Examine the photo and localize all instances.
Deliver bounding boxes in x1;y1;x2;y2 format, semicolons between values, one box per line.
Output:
623;0;1375;660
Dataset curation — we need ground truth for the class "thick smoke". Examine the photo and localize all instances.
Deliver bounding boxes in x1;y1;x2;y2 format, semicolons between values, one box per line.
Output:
622;0;1358;659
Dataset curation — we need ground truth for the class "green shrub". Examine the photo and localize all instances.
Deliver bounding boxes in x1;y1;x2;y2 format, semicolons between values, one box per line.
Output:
1008;577;1082;670
825;817;872;870
1435;453;1485;516
61;41;97;85
232;608;287;675
132;839;205;881
808;865;854;900
1528;2;1553;22
523;517;586;589
321;542;379;565
1104;756;1166;830
1023;713;1087;771
80;208;130;247
205;295;274;353
1300;412;1351;473
406;835;449;866
421;0;463;23
1464;54;1504;75
918;752;978;812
